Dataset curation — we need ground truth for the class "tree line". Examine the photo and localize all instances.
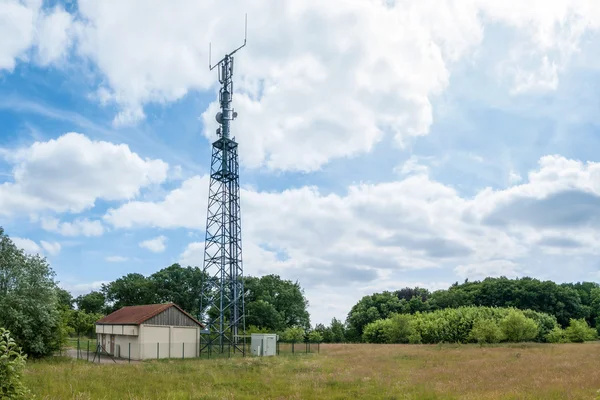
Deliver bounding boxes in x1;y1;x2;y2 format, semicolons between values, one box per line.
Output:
343;278;600;342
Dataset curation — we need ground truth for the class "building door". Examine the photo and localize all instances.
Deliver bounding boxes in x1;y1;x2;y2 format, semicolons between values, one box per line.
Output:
101;334;106;351
266;336;275;355
110;335;115;355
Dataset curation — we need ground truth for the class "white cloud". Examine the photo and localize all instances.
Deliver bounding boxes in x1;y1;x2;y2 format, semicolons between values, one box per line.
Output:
41;216;104;237
0;0;40;71
11;236;42;255
179;242;204;267
59;280;109;296
0;132;170;216
454;259;522;280
35;6;75;66
396;156;430;176
56;0;600;172
508;170;522;185
105;255;128;262
40;240;61;256
118;154;600;286
0;1;73;71
103;175;208;229
11;236;60;256
139;235;167;253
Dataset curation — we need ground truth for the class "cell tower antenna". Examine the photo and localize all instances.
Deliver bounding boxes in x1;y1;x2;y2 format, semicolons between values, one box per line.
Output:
209;13;247;71
199;14;248;356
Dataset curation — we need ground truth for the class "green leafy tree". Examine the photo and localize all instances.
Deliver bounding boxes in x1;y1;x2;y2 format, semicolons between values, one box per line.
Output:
246;300;285;331
102;273;157;312
590;287;600;334
150;264;207;316
565;318;598;343
362;319;392;343
246;325;271;334
281;327;305;343
55;288;74;310
75;291;106;314
521;309;559;342
244;275;310;330
0;328;32;400
499;310;539;342
68;310;103;337
346;291;404;339
469;319;504;344
0;228;65;357
308;330;323;343
429;288;473;310
329;318;346;343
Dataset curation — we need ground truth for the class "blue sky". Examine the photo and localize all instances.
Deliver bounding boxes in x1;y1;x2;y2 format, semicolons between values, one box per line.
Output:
3;0;600;325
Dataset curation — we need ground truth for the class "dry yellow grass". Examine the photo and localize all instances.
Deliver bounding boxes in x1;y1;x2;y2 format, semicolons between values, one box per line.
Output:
25;342;600;399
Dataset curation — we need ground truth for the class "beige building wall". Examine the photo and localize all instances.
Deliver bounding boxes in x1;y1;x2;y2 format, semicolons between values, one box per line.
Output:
140;325;170;359
171;326;199;358
95;323;200;360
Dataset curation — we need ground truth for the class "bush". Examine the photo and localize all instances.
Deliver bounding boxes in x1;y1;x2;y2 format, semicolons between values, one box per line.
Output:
565;318;597;343
362;306;557;345
386;313;414;343
546;327;568;343
0;328;32;399
363;319;392;343
499;310;539;342
469;319;504;344
522;310;559;342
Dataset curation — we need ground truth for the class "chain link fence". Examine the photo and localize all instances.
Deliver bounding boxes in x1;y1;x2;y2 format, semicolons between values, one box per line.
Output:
69;336;321;363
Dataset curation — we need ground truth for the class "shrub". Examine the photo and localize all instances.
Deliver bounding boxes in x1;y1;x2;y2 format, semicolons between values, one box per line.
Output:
546;327;568;343
469;319;504;344
363;319;393;343
0;328;32;399
499;310;539;342
565;318;597;343
522;310;559;342
386;313;414;343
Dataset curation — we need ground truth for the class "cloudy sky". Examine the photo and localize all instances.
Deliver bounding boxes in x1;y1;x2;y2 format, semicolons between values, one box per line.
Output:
3;0;600;325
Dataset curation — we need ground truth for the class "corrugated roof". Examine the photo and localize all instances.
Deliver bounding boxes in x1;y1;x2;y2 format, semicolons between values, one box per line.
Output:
96;303;204;327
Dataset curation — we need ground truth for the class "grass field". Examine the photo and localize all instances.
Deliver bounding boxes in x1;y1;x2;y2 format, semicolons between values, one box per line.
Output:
25;342;600;399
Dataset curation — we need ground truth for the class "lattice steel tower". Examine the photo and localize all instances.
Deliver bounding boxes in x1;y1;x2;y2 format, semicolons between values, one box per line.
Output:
199;16;247;354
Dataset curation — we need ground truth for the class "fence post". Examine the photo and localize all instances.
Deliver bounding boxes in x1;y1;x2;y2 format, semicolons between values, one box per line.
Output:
157;342;159;359
128;342;131;364
183;343;185;360
318;342;320;353
292;342;294;354
87;340;90;361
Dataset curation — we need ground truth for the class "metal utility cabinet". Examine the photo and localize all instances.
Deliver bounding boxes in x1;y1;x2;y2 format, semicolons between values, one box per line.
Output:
250;333;278;356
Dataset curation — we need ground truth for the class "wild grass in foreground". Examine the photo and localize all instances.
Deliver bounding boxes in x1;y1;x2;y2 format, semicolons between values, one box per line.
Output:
25;342;600;399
